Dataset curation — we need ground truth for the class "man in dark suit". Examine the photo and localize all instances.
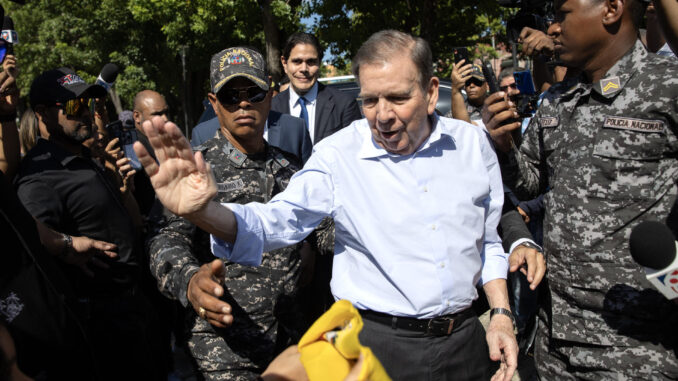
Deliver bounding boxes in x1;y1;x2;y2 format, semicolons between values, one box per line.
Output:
272;32;362;144
190;109;312;164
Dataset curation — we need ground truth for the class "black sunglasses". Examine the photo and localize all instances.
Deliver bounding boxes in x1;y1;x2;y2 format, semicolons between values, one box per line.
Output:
465;78;485;87
217;85;268;106
499;83;517;92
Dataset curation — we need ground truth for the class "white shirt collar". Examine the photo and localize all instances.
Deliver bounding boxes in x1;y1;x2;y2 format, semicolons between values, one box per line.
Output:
357;114;450;159
289;81;319;105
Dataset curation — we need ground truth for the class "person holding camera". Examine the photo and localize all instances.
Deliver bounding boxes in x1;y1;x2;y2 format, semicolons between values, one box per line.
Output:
483;0;678;378
446;60;489;126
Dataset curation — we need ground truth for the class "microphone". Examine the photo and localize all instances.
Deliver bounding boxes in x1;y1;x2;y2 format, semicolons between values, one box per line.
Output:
629;220;678;299
96;63;119;92
1;15;18;44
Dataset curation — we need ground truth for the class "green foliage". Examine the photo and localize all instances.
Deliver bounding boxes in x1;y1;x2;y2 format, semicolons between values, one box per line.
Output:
308;0;517;75
2;0;303;128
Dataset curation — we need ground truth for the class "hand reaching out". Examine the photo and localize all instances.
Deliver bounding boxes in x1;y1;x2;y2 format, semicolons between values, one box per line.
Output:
133;116;216;218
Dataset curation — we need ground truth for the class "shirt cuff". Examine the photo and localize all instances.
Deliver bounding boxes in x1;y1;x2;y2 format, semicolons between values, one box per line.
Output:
210;203;264;266
509;238;541;254
480;242;509;284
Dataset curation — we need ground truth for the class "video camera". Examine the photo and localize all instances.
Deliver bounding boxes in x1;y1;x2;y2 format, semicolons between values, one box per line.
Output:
499;0;554;43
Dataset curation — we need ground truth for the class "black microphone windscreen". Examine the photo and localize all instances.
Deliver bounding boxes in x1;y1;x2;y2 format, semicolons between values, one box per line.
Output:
629;221;677;269
2;16;13;31
100;63;119;83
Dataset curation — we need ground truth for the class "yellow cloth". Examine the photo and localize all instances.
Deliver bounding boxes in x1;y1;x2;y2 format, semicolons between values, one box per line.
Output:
298;300;391;381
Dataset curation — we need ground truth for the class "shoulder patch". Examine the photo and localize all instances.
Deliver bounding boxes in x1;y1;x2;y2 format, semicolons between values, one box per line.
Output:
270;150;290;168
217;179;245;193
538;117;559;128
600;76;621;96
602;116;665;133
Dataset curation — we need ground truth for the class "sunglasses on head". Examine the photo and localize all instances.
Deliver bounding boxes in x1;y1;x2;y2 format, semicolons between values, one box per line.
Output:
217;85;267;106
465;77;485;87
55;97;96;117
499;83;518;92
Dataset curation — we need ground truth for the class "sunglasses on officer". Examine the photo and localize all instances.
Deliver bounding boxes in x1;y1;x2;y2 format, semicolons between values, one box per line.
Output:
217;85;268;106
465;77;485;87
54;97;96;117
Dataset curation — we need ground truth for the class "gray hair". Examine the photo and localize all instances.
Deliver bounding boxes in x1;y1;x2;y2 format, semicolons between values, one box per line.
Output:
352;30;432;90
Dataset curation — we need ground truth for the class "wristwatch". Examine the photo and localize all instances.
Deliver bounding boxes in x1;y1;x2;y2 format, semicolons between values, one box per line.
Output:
59;234;73;258
518;241;542;253
490;307;517;333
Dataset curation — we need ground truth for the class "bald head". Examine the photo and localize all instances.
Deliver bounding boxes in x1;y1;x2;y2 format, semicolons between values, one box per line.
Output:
133;90;169;134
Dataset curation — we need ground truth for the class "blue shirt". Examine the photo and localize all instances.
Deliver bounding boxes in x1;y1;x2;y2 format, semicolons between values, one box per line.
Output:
212;115;508;318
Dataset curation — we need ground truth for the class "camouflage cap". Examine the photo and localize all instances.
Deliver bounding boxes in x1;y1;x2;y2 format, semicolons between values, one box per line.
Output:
210;47;269;94
469;64;485;81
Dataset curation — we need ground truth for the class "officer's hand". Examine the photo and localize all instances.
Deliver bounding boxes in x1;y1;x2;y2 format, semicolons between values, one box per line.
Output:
487;314;518;381
509;244;546;290
518;27;555;57
187;259;233;328
482;92;521;152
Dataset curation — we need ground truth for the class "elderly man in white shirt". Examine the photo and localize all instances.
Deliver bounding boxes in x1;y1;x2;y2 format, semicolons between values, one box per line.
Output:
135;30;530;381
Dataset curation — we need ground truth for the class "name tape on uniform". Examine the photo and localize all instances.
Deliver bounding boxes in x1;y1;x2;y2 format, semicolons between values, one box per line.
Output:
539;117;559;128
218;179;245;193
603;116;665;133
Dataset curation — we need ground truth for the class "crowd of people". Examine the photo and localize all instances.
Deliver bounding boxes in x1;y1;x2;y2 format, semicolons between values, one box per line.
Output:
1;0;678;380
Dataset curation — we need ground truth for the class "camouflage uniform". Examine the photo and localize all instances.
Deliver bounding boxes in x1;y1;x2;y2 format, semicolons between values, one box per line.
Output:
500;40;678;379
148;132;305;380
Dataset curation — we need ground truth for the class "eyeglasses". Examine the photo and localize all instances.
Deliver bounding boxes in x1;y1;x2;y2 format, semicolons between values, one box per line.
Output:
55;98;96;117
499;83;518;92
465;78;485;87
217;85;268;106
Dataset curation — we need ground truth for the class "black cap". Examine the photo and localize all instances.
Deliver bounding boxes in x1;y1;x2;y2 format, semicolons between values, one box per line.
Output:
29;67;107;107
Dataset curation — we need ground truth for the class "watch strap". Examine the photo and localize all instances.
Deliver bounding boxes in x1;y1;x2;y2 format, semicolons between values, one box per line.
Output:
490;307;517;332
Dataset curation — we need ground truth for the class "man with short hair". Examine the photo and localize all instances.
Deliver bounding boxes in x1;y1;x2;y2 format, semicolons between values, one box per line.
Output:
498;67;521;96
273;32;362;144
15;68;165;380
149;47;308;380
135;30;530;381
484;0;678;378
133;90;169;133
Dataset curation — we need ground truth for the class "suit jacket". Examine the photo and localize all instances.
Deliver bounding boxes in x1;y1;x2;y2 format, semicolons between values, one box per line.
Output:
190;110;313;164
271;83;363;144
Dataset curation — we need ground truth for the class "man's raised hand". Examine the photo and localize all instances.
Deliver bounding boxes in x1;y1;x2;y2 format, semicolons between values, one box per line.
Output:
133;116;217;218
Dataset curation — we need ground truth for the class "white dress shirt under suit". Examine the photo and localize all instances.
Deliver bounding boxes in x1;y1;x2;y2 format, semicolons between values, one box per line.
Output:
212;115;508;319
288;82;319;142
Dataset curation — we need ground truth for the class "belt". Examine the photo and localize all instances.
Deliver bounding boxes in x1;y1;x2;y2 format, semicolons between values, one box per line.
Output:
360;308;475;336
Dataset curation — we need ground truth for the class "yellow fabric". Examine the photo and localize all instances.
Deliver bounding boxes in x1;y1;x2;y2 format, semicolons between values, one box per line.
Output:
298;300;391;381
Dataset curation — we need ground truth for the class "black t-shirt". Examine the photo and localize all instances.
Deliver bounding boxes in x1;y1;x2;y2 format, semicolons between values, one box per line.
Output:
0;170;95;378
14;139;141;295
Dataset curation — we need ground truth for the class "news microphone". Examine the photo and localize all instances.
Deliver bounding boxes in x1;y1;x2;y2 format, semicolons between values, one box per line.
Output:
629;221;678;299
1;15;17;44
96;63;119;92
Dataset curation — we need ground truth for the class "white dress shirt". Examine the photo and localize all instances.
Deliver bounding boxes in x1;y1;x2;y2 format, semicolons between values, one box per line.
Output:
212;115;508;318
288;82;318;143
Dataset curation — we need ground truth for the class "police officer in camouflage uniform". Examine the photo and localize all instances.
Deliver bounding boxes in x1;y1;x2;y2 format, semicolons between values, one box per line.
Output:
484;0;678;379
148;47;308;380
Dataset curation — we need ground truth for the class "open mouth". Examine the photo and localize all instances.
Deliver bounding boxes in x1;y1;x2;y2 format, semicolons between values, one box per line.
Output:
379;129;400;141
